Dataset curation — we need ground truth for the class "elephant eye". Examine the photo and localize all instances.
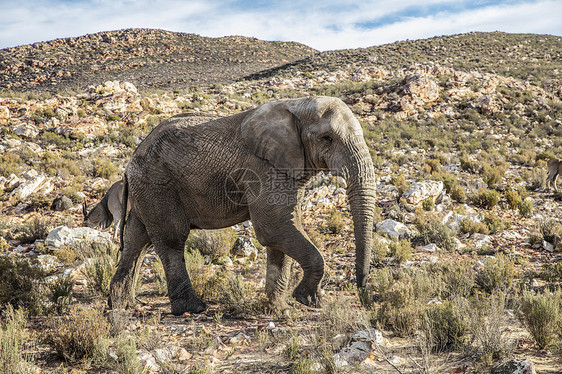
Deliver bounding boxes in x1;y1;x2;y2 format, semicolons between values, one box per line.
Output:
322;135;333;143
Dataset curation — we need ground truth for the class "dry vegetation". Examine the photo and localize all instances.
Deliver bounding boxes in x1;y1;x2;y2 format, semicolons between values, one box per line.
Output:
0;30;561;373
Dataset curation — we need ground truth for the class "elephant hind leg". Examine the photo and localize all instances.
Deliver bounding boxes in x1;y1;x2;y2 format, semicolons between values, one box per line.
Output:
110;211;150;310
153;235;207;315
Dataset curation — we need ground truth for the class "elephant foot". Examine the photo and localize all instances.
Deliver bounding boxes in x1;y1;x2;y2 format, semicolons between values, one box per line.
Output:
266;296;291;317
292;287;322;308
170;296;207;316
109;281;136;310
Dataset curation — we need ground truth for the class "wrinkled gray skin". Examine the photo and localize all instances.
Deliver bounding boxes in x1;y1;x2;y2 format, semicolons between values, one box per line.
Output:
83;180;125;241
110;96;376;315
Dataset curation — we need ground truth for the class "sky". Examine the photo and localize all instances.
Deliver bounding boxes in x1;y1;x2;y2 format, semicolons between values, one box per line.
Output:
1;0;561;51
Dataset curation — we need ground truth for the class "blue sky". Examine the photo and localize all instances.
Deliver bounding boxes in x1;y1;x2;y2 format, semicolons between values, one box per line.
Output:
1;0;560;51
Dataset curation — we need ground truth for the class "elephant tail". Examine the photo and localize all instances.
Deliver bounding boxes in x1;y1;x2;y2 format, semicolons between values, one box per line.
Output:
119;174;129;252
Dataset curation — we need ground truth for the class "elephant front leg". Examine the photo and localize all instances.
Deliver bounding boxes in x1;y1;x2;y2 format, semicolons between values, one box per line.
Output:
265;247;293;314
154;242;207;315
110;212;150;310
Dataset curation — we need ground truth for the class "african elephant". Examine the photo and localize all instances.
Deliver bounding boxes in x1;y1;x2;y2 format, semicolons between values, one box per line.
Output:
546;158;562;191
83;179;126;241
110;96;376;315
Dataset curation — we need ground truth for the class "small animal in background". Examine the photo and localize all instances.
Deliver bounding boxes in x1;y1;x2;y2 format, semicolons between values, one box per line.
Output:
546;158;562;191
83;180;125;240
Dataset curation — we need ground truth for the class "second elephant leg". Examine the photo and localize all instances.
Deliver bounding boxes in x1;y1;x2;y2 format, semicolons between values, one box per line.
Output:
153;237;207;315
265;247;293;311
110;212;150;309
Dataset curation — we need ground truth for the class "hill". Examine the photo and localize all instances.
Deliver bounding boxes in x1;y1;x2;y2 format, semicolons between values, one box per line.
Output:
248;32;562;93
0;28;317;92
1;31;562;373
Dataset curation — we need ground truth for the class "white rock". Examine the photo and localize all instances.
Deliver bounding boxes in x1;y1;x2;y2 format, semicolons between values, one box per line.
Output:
13;123;39;138
402;180;444;205
138;351;159;372
36;254;60;272
491;359;536;374
231;237;258;260
376;219;412;239
472;233;491;248
418;243;440;253
45;225;112;249
10;171;54;200
543;240;554;252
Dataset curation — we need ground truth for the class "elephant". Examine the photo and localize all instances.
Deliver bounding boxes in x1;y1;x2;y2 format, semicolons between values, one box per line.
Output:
83;179;125;241
546;158;562;191
110;96;376;315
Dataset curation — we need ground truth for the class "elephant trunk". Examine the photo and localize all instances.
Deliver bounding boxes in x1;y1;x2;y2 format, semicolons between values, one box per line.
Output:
342;144;376;295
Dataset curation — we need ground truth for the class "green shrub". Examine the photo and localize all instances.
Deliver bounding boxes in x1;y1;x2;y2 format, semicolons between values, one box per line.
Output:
92;158;119;179
438;260;475;299
450;184;466;202
79;242;118;297
475;254;515;294
481;164;504;188
0;306;30;374
372;236;389;265
291;354;313;374
505;189;522;210
0;153;23;177
470;189;500;209
17;216;52;244
460;218;489;235
116;334;143;374
520;290;561;349
422;198;435;211
150;257;167;296
415;212;457;251
326;210;345;234
540;218;562;245
518;198;533;217
389;238;412;264
46;307;110;361
49;275;74;315
185;228;237;262
285;335;300;360
0;255;45;315
422;300;468;352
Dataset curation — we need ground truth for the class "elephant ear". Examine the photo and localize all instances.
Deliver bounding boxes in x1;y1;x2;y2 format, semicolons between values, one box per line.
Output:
241;101;305;179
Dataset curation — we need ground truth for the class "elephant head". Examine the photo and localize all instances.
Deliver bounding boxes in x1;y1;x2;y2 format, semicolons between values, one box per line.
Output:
241;96;376;295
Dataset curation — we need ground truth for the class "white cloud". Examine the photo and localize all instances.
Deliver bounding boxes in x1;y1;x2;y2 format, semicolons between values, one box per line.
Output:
0;0;560;50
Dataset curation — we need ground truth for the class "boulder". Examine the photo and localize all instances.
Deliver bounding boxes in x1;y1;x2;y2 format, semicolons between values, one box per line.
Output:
10;170;54;200
51;196;74;211
230;237;258;260
402;180;444;205
0;105;9;125
45;225;111;249
491;359;536;374
376;219;412;239
13;123;39;138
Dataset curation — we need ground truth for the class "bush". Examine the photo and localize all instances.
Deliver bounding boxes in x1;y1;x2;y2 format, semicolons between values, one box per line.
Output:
389;238;412;264
520;290;561;349
46;307;110;361
470;189;500;209
518;198;533;217
326;210;345;234
475;254;515;294
540;218;562;246
422;300;468;352
79;242;118;297
505;189;522;210
468;292;513;364
185;228;237;262
460;217;489;235
48;275;74;315
438;260;475;299
422;198;435;211
450;183;466;202
0;255;45;315
0;306;30;374
415;212;457;251
116;334;143;374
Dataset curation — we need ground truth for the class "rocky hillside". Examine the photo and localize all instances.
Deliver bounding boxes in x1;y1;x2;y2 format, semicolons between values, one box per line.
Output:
0;28;317;92
0;32;562;374
249;32;562;94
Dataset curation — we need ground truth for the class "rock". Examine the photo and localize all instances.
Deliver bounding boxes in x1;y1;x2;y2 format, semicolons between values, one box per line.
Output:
376;219;412;239
472;233;491;248
54;117;108;138
491;359;536;374
543;240;554;252
138;351;159;372
36;254;60;272
228;332;251;346
0;105;9;124
45;225;112;249
10;170;54;200
402;180;444;205
13;123;39;138
231;237;258;260
333;328;391;368
51;196;74;211
417;243;440;252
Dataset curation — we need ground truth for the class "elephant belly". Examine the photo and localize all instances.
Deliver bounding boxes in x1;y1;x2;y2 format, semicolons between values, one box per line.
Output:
187;207;250;230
